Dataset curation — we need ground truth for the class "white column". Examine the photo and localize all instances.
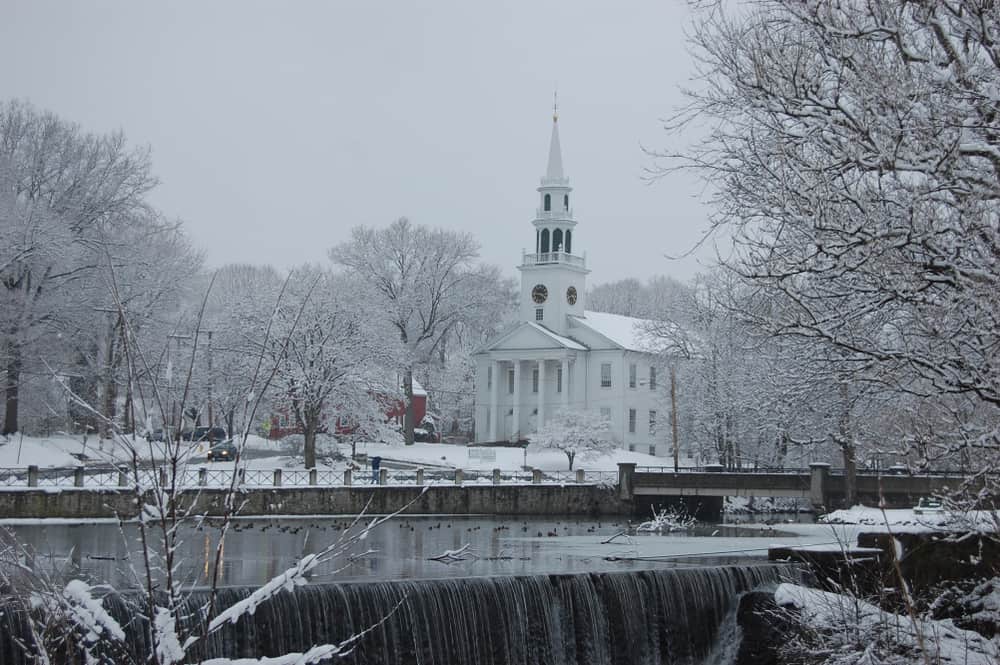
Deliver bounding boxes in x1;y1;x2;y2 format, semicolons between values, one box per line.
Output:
489;359;500;441
512;360;522;441
537;360;546;431
561;359;570;410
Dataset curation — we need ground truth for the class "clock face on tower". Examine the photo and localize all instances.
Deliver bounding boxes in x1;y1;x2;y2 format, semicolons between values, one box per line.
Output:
531;284;548;304
566;286;578;305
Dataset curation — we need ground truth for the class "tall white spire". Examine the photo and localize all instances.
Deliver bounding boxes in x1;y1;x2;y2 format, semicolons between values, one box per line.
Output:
544;96;564;182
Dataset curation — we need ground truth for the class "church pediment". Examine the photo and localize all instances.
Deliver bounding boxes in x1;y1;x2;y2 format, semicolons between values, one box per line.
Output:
477;321;588;354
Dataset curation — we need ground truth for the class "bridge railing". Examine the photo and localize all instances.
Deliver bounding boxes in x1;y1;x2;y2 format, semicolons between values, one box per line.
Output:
0;466;620;490
634;465;815;475
633;465;987;476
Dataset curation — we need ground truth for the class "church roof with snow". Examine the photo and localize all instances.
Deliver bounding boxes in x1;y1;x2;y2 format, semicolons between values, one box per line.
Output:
571;310;661;353
530;321;588;350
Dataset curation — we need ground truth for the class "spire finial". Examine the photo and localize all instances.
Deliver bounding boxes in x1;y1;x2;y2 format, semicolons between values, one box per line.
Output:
553;90;558;122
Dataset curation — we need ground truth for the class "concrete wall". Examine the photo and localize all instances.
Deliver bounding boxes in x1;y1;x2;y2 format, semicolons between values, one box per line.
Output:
0;485;630;520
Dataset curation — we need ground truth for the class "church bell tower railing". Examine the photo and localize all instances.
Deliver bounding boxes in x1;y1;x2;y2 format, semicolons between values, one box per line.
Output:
521;251;586;268
535;209;574;220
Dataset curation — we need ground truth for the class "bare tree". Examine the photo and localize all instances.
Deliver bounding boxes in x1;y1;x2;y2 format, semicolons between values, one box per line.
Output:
330;217;507;444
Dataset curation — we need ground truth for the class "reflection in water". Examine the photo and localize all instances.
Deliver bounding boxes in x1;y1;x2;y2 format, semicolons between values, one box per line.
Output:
4;514;804;589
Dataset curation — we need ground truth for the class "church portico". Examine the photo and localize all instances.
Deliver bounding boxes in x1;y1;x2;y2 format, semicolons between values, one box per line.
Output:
484;353;575;442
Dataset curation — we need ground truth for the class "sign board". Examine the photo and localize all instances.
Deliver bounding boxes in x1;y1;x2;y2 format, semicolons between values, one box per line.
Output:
468;447;497;462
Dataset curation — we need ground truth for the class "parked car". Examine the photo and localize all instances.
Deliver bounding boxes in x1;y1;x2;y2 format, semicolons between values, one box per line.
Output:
207;440;238;462
145;429;166;442
182;426;228;443
914;497;944;515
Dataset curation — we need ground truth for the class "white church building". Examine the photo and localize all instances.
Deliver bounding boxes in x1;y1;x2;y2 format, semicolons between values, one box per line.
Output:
473;112;666;455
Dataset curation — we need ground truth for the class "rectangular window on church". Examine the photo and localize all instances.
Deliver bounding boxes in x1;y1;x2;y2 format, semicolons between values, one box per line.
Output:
485;408;490;433
535;308;544;321
487;365;492;390
649;410;657;435
649;445;657;456
649;366;657;390
628;408;636;433
557;367;562;393
532;368;539;393
508;369;514;394
629;363;637;388
600;407;611;423
600;363;612;387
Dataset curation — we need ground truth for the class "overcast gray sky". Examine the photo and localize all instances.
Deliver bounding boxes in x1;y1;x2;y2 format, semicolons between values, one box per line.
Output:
2;0;716;286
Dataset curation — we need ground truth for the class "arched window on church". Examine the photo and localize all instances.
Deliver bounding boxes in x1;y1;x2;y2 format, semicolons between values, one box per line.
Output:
553;229;563;253
540;228;550;253
564;194;569;211
544;193;551;212
536;230;540;254
565;230;572;254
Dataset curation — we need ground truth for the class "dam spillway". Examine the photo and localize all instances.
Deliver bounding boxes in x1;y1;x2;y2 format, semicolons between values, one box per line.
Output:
2;564;795;664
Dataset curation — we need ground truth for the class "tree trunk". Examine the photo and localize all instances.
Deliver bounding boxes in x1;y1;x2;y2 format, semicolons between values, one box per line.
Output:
566;451;575;470
838;382;857;507
2;344;21;435
304;420;317;469
101;316;118;438
842;442;857;508
102;376;117;439
404;367;415;446
123;383;134;434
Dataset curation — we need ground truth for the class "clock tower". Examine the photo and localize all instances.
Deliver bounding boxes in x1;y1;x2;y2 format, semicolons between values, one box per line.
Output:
518;108;589;336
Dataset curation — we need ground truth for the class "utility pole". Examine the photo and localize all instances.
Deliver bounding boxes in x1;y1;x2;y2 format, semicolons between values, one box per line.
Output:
166;333;191;434
671;365;680;472
206;330;214;427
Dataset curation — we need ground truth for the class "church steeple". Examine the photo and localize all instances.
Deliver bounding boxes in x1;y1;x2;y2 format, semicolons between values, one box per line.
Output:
545;106;564;182
518;104;588;336
533;103;575;253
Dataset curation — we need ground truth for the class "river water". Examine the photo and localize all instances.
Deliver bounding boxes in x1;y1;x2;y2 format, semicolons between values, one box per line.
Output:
2;513;811;588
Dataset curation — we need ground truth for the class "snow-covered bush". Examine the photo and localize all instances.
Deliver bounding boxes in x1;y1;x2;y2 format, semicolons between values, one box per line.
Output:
774;583;999;665
635;506;697;533
529;409;616;470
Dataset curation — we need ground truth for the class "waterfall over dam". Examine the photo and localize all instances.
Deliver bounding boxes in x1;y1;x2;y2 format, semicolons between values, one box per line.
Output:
2;564;795;664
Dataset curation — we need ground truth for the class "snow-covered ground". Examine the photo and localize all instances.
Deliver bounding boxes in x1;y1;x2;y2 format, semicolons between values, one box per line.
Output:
0;433;686;473
818;505;998;533
0;433;288;468
353;440;687;472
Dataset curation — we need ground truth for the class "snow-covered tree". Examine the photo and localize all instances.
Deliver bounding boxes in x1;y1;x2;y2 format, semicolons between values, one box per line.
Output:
335;389;404;459
529;409;615;470
416;279;517;438
265;266;400;468
199;263;285;436
588;275;689;320
658;0;1000;484
0;100;159;435
0;265;407;663
329;217;509;445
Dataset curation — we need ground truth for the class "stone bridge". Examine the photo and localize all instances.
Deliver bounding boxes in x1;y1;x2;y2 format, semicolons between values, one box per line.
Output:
617;462;977;520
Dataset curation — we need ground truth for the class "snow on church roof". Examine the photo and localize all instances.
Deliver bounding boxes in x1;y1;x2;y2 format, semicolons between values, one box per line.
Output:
528;321;588;351
574;310;661;353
